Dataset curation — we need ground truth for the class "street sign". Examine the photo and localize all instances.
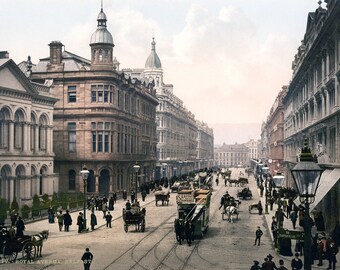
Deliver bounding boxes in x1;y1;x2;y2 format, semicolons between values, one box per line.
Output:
176;193;194;204
277;228;304;239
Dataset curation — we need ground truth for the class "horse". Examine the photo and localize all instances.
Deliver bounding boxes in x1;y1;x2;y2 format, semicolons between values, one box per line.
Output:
174;218;184;245
225;206;239;223
31;230;49;257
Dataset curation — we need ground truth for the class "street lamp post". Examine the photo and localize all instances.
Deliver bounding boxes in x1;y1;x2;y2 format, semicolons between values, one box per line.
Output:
290;140;324;270
80;166;89;232
262;165;269;214
133;162;140;201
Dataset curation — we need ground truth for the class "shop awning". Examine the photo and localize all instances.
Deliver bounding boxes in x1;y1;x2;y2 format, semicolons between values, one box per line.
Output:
293;168;340;212
309;168;340;211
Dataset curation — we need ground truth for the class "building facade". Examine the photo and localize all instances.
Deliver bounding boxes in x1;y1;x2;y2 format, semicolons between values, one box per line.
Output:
124;38;213;179
214;143;249;168
0;52;58;205
266;86;287;176
284;1;340;229
258;121;269;163
196;120;214;170
28;8;158;196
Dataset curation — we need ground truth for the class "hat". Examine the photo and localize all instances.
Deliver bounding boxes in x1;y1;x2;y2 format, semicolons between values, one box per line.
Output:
253;260;259;265
294;253;299;257
267;254;273;259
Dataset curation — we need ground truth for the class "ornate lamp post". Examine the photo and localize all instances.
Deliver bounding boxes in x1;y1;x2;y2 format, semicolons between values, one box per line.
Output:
133;162;140;200
262;165;269;214
80;166;89;232
290;140;323;270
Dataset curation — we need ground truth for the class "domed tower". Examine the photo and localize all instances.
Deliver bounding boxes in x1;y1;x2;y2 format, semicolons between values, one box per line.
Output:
144;38;163;88
90;7;114;70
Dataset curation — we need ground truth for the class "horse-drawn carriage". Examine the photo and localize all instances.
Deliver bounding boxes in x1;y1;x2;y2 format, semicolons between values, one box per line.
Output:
0;227;48;263
221;205;239;222
228;177;249;187
122;207;146;232
154;190;170;206
237;187;252;200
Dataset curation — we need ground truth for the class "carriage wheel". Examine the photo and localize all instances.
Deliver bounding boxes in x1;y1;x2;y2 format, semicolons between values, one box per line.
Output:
124;224;128;232
141;219;145;232
3;246;18;263
22;242;36;262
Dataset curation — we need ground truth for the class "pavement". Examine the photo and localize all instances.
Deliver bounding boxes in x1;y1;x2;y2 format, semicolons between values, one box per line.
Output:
24;192;156;238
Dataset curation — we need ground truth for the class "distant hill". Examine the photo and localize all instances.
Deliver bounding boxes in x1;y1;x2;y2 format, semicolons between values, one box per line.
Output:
209;123;261;146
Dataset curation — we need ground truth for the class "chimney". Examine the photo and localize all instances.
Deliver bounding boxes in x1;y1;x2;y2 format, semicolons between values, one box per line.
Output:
49;41;63;64
0;51;9;59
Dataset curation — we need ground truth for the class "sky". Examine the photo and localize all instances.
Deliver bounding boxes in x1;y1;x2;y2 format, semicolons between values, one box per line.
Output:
1;0;320;129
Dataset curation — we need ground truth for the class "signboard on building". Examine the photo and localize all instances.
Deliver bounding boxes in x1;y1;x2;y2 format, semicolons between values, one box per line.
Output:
176;193;194;204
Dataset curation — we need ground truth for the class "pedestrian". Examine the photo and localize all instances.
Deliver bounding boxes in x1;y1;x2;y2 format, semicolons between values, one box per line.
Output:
56;210;63;231
263;254;278;270
105;212;112;228
10;210;17;227
108;196;114;211
250;260;261;270
63;210;72;232
291;253;303;270
257;201;263;215
130;191;135;204
259;184;264;197
77;212;84;233
314;211;325;232
224;177;227;186
327;240;339;270
15;216;25;237
141;190;147;202
102;203;107;219
277;259;288;270
81;247;93;270
219;195;226;210
113;191;117;203
90;210;97;230
332;221;340;247
125;200;131;210
184;221;193;246
48;207;55;223
122;190;127;200
290;211;298;229
254;226;263;246
317;233;327;266
215;177;219;186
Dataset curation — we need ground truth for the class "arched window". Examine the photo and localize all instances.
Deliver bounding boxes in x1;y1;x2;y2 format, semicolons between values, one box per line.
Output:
68;170;76;190
14;110;25;150
30;113;37;151
39;115;48;151
0;107;10;149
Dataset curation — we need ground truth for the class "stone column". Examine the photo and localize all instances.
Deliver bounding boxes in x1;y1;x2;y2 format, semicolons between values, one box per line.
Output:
35;125;39;152
95;175;99;193
109;175;113;193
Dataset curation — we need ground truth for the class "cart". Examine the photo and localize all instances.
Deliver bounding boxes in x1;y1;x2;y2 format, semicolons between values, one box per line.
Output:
155;191;170;206
122;207;146;232
0;228;37;263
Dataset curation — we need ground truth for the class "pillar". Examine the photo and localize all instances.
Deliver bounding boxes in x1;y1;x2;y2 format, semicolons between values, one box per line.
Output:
95;175;99;193
9;121;14;152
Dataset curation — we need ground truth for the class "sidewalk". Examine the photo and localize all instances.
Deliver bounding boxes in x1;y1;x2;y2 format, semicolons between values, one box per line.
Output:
252;173;331;269
24;191;156;238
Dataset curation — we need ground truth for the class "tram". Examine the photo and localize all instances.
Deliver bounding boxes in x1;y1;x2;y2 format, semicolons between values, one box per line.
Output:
176;189;211;237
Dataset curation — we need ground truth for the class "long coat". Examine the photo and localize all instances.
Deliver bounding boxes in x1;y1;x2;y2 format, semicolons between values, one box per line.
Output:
63;213;72;226
90;213;97;226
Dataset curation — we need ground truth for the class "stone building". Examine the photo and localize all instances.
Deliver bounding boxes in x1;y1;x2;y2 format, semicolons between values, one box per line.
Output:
266;86;287;176
214;143;249;168
196;120;214;170
284;1;340;229
258;121;269;163
0;52;58;205
27;8;158;196
123;38;211;179
244;139;259;161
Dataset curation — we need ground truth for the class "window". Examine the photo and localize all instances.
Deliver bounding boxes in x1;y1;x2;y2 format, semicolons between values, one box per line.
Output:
91;85;113;103
92;132;96;152
68;170;76;190
98;132;103;152
68;86;76;103
68;122;76;152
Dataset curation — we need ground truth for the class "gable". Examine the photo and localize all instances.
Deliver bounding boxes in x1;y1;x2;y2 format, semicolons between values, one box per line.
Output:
0;66;27;91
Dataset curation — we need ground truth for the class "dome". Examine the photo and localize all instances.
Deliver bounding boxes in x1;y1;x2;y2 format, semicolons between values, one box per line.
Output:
90;29;113;44
90;8;114;45
145;38;162;68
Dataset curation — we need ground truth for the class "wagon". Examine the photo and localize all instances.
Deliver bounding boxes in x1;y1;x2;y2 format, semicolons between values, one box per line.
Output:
122;207;146;232
0;228;37;263
155;191;170;206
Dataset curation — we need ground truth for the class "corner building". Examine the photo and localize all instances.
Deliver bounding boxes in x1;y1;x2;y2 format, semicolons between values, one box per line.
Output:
284;1;340;229
124;38;201;179
29;8;158;196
